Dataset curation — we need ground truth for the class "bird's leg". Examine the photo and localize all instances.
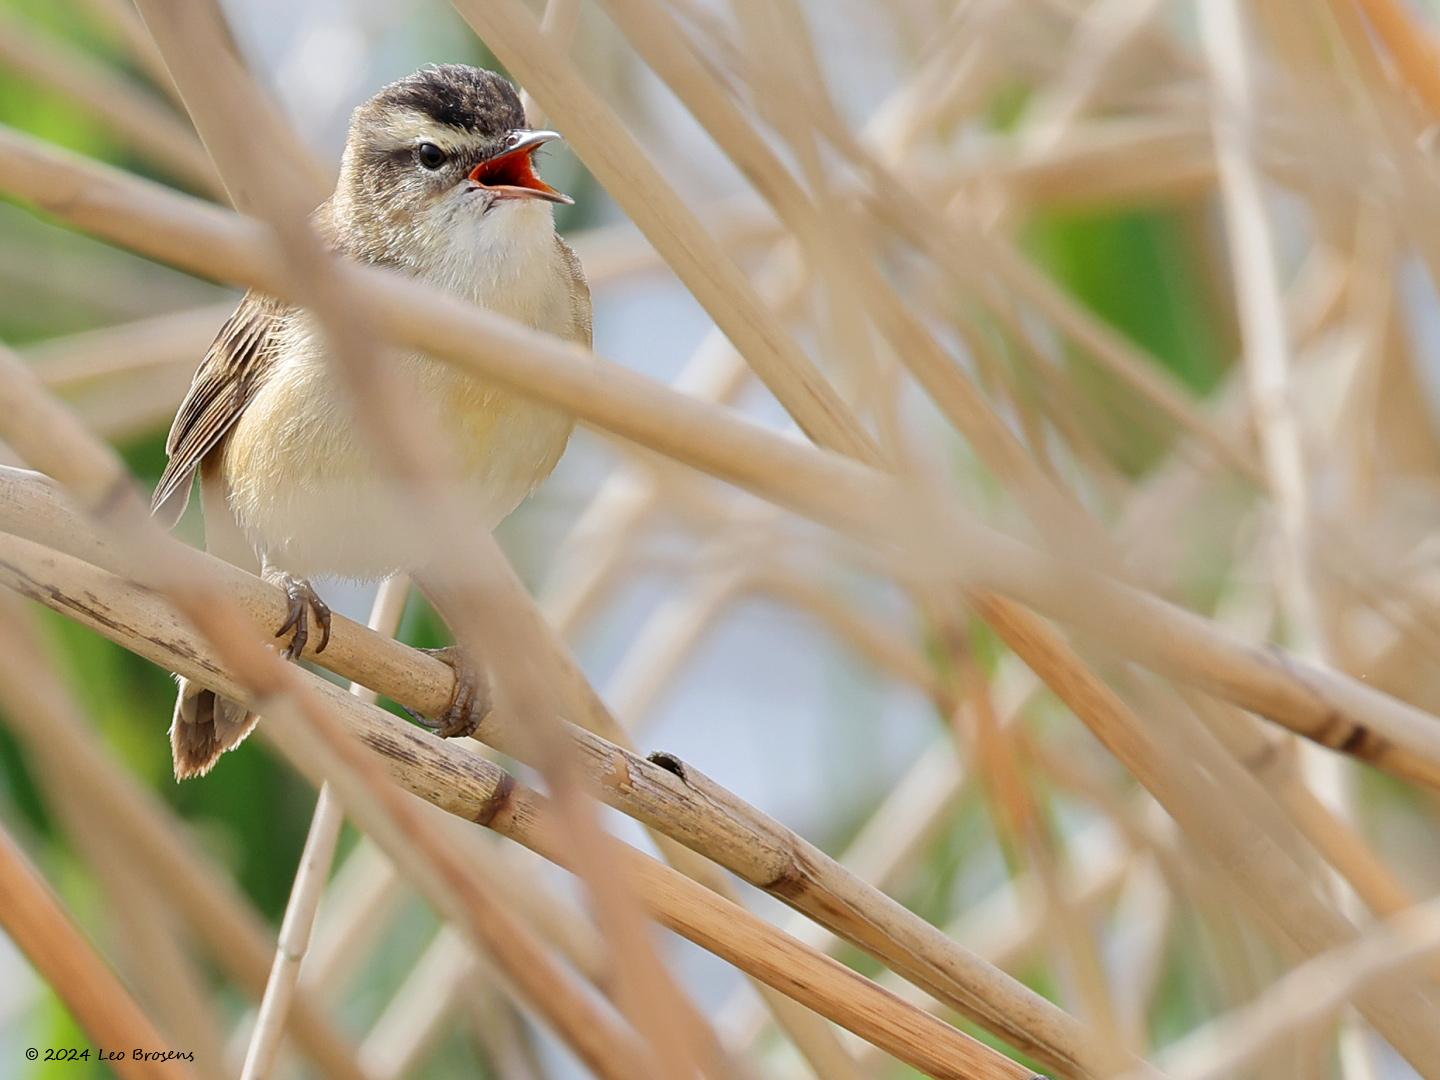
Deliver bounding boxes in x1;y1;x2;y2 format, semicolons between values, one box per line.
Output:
262;563;332;661
407;645;489;740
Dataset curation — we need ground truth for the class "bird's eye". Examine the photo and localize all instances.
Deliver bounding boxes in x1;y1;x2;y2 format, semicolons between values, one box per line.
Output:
416;143;446;169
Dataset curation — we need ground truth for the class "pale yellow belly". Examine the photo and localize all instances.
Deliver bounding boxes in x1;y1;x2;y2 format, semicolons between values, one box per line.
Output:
221;354;572;580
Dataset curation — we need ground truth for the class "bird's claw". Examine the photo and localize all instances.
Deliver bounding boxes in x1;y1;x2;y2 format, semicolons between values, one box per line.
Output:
273;577;331;661
405;645;489;739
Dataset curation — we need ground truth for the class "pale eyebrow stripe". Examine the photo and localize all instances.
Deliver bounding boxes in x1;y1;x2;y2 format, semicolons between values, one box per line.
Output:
374;109;469;152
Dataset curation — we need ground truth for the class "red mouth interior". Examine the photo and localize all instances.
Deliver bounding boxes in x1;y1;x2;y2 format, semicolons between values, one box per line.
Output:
466;146;558;195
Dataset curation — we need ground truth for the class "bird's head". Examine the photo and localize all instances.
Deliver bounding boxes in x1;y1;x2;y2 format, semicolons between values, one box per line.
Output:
334;65;571;264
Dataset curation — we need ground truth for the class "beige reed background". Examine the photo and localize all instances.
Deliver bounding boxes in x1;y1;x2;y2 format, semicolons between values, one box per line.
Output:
3;0;1440;1077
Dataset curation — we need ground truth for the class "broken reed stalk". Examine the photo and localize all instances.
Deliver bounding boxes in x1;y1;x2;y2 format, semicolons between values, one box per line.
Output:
0;741;192;1080
0;133;1432;796
0;531;1040;1080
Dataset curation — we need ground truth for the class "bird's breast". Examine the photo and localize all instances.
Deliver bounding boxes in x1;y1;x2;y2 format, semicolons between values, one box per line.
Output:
221;223;581;579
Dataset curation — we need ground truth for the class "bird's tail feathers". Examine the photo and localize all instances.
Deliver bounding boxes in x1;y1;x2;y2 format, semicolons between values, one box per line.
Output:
170;676;258;780
169;461;261;779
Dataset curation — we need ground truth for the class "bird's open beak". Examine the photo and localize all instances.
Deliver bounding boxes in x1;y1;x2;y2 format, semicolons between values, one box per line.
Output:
466;129;573;204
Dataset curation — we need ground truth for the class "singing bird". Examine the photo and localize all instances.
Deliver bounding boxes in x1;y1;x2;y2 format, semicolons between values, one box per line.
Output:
152;65;591;779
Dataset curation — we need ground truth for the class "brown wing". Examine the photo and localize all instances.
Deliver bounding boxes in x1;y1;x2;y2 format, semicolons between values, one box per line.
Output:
556;234;592;347
151;292;285;527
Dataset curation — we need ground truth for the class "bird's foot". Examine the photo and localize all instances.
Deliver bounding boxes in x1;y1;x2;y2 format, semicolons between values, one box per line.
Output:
407;645;489;740
268;573;332;661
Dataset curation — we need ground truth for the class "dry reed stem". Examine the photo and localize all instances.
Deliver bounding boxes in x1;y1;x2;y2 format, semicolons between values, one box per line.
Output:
0;15;1402;796
724;738;968;1048
1141;894;1440;1080
957;662;1128;1057
8;6;1440;1077
301;841;407;1000
0;108;1036;1059
70;831;230;1080
0;9;221;197
0;90;1132;1072
0;464;1122;1078
1201;0;1322;651
358;925;479;1079
1353;0;1440;118
0;527;368;1079
0;532;1042;1080
240;792;343;1080
5;607;229;1077
1;274;652;1080
567;200;782;285
756;574;952;704
127;7;720;1072
0;695;192;1080
0;144;1432;787
519;0;582;127
970;593;1440;1075
600;0;1099;546
24;303;235;390
64;369;195;445
1020;0;1165;151
239;574;410;1080
70;0;182;103
250;684;653;1080
867;823;1133;1009
451;0;882;466
471;23;1440;1025
777;569;1431;1030
11;308;1440;1054
604;567;743;728
726;35;1252;488
544;516;871;1069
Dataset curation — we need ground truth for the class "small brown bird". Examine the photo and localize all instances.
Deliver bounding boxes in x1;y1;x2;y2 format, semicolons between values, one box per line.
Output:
153;65;591;779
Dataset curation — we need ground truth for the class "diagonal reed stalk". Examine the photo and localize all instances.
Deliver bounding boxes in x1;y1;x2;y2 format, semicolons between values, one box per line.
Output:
0;531;368;1079
9;113;1440;1066
0;456;1089;1076
0;135;1434;793
0;607;196;1080
0;528;1043;1080
7;3;1440;1075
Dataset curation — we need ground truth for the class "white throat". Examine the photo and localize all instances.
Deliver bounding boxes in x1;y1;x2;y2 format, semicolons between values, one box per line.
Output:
422;198;559;321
